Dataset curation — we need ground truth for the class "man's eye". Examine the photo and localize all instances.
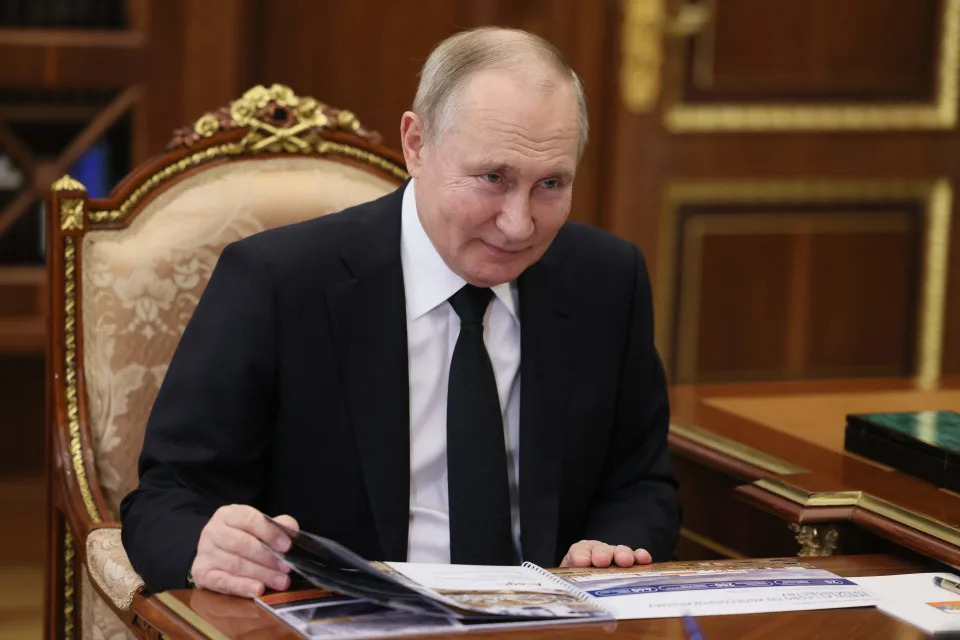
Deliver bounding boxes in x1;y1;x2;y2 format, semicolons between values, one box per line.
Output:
481;173;502;184
541;178;560;190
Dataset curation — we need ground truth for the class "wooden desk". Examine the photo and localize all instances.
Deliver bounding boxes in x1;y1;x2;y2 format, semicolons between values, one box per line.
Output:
669;378;960;567
136;555;927;639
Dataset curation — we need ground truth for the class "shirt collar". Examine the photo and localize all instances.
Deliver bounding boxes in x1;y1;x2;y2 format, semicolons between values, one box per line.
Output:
400;180;518;322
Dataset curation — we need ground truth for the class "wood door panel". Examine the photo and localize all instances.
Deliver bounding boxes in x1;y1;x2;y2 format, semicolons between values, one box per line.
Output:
693;232;794;380
807;231;920;376
686;0;939;101
666;195;925;383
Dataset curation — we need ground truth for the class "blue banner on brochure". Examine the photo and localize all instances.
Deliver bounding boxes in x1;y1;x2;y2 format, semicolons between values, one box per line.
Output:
589;578;858;598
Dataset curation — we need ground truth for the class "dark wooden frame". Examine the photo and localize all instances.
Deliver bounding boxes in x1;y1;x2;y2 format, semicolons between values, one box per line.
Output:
44;85;407;640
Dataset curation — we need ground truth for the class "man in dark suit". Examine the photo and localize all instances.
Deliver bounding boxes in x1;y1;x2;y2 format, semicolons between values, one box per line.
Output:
121;27;679;597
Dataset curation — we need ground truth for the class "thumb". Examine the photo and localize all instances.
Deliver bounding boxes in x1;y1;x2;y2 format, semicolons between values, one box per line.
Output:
272;514;300;532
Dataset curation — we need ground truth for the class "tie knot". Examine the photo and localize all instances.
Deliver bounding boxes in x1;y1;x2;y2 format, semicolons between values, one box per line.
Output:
449;285;493;325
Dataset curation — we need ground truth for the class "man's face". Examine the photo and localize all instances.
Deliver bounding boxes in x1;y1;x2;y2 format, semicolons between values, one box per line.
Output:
401;69;581;287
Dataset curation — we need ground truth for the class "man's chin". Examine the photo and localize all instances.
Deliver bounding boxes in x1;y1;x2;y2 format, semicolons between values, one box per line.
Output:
463;263;527;287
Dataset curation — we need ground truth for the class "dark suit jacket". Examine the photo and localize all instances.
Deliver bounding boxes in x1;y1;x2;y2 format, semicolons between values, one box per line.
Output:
120;185;680;593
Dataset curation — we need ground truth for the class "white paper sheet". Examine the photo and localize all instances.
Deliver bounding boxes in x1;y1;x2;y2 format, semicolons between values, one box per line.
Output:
854;573;960;634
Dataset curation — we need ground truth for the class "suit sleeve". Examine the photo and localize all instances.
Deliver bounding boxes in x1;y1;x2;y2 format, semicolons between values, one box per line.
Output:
120;240;277;593
582;244;680;561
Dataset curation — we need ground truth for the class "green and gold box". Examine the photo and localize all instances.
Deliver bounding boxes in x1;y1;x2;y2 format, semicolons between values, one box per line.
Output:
844;411;960;492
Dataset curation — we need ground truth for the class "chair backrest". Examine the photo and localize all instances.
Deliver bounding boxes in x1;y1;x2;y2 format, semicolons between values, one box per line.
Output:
48;85;407;526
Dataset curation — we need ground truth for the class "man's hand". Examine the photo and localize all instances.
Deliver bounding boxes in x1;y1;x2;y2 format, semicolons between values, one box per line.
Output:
190;505;299;597
560;540;653;568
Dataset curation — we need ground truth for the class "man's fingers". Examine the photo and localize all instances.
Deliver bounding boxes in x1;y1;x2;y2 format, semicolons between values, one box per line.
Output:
590;543;615;568
209;549;291;592
613;545;636;567
567;540;598;567
221;505;293;552
210;524;286;571
272;514;299;532
561;541;656;569
199;568;265;598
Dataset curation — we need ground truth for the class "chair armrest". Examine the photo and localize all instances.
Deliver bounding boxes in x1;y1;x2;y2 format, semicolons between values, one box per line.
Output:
85;526;144;611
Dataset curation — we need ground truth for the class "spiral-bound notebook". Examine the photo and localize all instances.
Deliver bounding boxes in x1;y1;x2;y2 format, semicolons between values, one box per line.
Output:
259;520;876;639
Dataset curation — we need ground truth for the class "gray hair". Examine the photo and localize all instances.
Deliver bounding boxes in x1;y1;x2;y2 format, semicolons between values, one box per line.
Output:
412;27;589;159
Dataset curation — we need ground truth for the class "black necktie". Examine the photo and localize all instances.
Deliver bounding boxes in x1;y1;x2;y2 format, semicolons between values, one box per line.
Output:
446;284;515;565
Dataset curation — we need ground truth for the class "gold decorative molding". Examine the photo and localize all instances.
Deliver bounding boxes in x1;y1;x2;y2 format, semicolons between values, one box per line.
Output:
789;523;839;557
620;0;666;113
663;0;960;131
756;478;960;548
64;529;75;640
656;179;952;384
52;174;87;192
918;180;953;388
670;421;807;475
154;593;231;640
64;236;102;524
620;0;713;114
60;198;84;231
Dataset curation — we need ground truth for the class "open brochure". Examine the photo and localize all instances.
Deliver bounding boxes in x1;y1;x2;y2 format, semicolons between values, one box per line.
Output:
259;521;876;638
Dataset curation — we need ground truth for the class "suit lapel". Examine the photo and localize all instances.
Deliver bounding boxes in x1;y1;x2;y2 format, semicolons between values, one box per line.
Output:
326;188;410;561
518;251;575;567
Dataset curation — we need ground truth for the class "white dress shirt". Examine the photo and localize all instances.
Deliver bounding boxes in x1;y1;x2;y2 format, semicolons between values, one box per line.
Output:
400;179;522;563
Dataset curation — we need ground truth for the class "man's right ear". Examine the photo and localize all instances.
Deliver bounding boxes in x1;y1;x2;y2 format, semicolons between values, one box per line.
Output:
400;111;425;178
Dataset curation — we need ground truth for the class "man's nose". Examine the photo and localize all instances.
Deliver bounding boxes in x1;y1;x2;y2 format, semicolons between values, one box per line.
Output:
496;193;535;241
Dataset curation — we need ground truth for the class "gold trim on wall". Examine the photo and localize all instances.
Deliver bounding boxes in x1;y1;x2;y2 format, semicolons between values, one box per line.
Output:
755;477;960;548
670;421;807;475
661;0;960;131
655;179;952;385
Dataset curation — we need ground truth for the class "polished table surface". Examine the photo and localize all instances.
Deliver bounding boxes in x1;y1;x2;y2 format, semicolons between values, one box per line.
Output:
668;378;960;566
141;555;932;639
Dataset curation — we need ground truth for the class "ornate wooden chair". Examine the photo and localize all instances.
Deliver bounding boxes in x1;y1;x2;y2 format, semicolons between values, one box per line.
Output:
46;85;407;639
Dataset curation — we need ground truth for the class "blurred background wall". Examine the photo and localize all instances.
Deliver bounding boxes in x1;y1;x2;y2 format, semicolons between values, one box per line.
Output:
1;0;959;635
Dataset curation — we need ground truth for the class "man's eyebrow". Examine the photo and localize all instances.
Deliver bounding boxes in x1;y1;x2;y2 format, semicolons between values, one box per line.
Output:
549;168;576;182
467;159;513;174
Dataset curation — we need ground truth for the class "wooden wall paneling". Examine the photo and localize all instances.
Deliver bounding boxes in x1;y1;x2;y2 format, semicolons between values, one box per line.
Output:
610;0;960;382
660;185;932;384
0;30;144;88
672;455;800;560
686;0;938;100
807;225;921;377
251;0;613;228
447;0;616;227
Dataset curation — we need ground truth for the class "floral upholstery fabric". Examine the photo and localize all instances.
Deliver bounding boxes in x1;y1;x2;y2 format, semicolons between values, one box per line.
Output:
81;566;136;640
85;527;143;611
82;157;399;516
